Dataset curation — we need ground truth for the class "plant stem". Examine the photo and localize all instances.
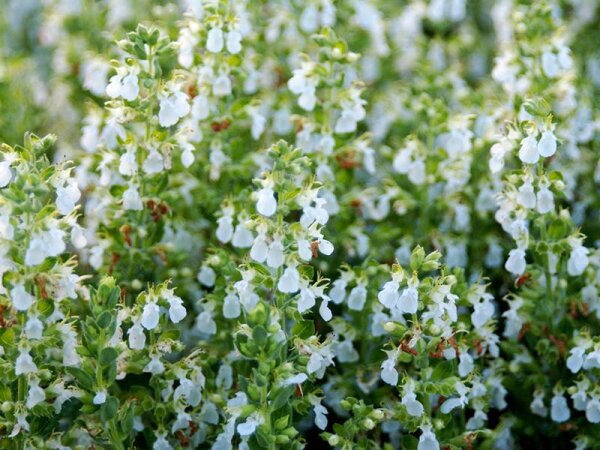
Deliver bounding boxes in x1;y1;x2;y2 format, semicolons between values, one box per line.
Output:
540;221;556;329
109;419;125;450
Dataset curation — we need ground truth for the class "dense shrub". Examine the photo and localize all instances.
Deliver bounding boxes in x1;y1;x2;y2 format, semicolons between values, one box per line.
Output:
0;1;599;449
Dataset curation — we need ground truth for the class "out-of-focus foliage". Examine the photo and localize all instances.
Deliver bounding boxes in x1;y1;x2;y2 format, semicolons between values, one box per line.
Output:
0;0;599;449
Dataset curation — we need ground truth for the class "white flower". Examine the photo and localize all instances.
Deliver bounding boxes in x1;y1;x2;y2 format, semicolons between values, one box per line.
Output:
393;148;412;174
119;150;137;176
466;408;488;430
489;142;510;173
440;382;469;413
319;297;332;322
380;355;398;386
550;393;570;423
11;283;34;311
566;346;586;373
567;244;589;276
223;292;241;319
300;198;329;228
329;279;347;304
505;248;526;276
232;222;253;248
106;74;123;98
571;379;589;411
56;180;81;215
9;411;29;437
206;27;224;53
226;30;242;54
297;238;312;261
250;234;269;262
518;135;539;164
300;4;318;32
142;149;164;175
530;391;548;417
141;301;160;330
0;215;14;239
517;181;536;209
144;355;165;375
177;28;197;68
71;224;87;249
398;286;418;314
171;411;192;433
153;432;173;450
583;349;600;369
417;425;439;450
282;373;308;386
213;73;232;97
334;108;359;134
335;340;358;363
256;186;277;216
318;238;334;255
237;413;262;436
306;354;322;375
378;280;400;309
121;72;140;101
123;184;143;211
536;185;554;214
26;377;45;409
159;91;190;127
402;384;424;417
25;315;43;339
542;51;559;78
198;266;216;287
181;144;195;168
216;215;234;243
538;130;557;157
26;230;65;266
288;66;318;111
266;239;285;268
347;284;367;311
167;294;187;323
586;396;600;423
15;348;37;375
196;309;217;335
314;404;328;430
0;161;12;187
278;266;300;293
192;94;210;120
252;113;266;140
106;68;139;101
408;159;426;185
93;389;107;405
128;318;146;350
298;287;316;313
471;295;494;328
458;351;474;377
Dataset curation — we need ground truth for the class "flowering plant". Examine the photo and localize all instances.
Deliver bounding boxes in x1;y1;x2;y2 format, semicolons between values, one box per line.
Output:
1;0;599;449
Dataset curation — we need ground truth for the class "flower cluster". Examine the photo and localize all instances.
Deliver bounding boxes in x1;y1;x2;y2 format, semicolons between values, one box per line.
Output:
1;0;600;449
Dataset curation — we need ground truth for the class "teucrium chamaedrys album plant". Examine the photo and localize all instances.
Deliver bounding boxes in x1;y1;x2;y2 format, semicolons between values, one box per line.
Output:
1;0;599;448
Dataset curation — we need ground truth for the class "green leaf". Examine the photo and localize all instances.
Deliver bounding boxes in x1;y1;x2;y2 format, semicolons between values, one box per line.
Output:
96;311;112;329
252;326;268;347
0;328;15;348
271;386;295;411
274;415;289;431
160;328;180;341
99;347;119;366
65;367;94;391
291;321;315;339
100;396;118;421
431;361;453;381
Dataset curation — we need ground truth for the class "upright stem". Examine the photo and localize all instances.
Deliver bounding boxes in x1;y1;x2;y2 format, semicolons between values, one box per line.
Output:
540;221;556;328
109;419;125;450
